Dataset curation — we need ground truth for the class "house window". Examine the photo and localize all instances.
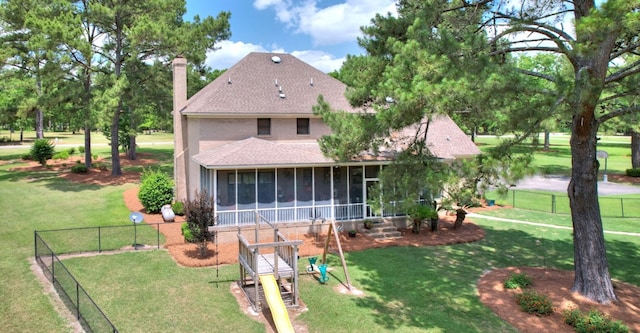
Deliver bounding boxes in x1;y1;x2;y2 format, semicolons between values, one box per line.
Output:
257;118;271;135
297;118;310;135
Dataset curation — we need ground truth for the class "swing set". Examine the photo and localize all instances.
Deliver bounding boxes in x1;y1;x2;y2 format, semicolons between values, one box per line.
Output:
306;220;352;291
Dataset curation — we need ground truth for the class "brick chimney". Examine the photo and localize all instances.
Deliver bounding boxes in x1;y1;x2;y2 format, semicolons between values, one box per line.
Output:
172;57;188;202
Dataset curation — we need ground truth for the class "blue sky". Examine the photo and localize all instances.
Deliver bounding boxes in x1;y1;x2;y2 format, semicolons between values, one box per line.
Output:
185;0;398;73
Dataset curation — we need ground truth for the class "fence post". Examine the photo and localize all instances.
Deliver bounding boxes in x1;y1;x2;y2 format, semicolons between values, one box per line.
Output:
512;191;516;208
98;227;102;253
552;195;556;214
621;198;625;218
51;252;55;283
76;283;80;320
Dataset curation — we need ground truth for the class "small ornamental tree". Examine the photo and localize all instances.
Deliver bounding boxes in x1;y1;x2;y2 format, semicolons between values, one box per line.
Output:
138;169;174;213
184;190;216;258
30;139;55;166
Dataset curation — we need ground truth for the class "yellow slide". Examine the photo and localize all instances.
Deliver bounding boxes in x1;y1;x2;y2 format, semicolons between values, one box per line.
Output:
259;274;295;333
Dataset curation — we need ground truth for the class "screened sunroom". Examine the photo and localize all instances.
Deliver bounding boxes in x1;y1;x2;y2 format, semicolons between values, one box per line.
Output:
200;164;406;226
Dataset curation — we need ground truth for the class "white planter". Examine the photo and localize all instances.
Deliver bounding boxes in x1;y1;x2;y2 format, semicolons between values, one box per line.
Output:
161;204;175;222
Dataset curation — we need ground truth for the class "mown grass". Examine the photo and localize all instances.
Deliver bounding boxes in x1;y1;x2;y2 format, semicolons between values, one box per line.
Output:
2;131;639;332
475;133;632;175
0;161;136;332
486;189;640;220
0;130;173;146
63;212;640;333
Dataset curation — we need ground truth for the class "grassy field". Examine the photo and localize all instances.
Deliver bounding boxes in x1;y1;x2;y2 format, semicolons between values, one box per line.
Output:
1;131;639;332
475;133;633;175
0;129;174;146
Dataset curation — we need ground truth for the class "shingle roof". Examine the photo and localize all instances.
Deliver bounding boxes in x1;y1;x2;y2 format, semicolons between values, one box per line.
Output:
192;137;334;168
182;52;362;116
388;114;481;159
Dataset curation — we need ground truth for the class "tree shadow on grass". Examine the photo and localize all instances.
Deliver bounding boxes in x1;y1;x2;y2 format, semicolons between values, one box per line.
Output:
337;225;639;332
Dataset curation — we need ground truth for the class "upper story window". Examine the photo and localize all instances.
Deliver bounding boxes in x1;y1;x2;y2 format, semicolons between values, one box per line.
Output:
257;118;271;136
297;118;310;135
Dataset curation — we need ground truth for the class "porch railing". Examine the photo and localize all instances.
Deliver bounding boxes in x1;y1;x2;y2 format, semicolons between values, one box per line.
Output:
216;202;408;226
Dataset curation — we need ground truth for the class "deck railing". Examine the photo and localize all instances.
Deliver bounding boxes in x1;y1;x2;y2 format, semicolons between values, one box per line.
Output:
217;202;407;226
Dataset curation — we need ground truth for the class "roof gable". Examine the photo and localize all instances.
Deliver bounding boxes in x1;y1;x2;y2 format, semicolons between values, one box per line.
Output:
183;52;362;116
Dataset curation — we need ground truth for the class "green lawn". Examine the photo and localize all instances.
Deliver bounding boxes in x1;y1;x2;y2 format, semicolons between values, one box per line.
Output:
475;133;633;175
2;132;639;332
0;129;174;146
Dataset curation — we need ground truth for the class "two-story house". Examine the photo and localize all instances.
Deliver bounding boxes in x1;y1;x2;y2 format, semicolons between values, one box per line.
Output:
172;52;480;227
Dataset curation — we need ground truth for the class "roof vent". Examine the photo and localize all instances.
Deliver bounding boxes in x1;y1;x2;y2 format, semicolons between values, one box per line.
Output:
279;93;286;99
271;56;281;63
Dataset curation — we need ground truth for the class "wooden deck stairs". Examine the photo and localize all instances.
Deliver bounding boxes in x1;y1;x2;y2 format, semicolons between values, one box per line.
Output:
360;221;402;240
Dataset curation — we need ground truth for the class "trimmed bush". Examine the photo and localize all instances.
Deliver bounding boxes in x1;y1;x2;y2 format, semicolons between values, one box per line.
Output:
181;223;195;243
625;168;640;177
562;308;629;333
504;272;533;289
138;169;174;214
52;151;70;160
66;147;76;155
71;162;88;174
515;290;553;316
78;146;85;154
172;201;185;216
30;139;55;166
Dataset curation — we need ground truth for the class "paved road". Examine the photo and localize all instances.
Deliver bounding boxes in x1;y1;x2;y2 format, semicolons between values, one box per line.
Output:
514;175;640;196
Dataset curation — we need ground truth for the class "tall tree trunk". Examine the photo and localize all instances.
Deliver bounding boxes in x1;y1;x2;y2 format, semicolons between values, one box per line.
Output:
110;13;124;176
127;135;137;160
568;66;617;303
35;108;44;139
544;130;550;151
111;108;122;176
567;0;618;304
83;67;92;169
631;131;640;169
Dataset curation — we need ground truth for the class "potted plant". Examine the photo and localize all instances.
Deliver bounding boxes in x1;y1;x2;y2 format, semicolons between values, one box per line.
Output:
363;219;374;229
348;230;357;237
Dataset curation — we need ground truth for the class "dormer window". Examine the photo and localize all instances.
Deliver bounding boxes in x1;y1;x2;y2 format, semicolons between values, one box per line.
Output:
257;118;271;136
297;118;310;135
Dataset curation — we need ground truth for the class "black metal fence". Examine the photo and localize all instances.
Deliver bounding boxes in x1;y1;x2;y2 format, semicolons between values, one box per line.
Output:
498;190;640;218
34;223;169;333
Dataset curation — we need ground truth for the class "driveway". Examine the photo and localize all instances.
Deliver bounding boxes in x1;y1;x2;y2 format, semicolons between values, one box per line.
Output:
514;175;640;196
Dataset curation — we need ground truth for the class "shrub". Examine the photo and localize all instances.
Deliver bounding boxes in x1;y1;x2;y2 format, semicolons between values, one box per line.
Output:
71;162;88;174
138;169;174;214
66;147;76;155
52;151;70;160
515;290;553;316
78;146;85;154
21;153;32;160
562;308;629;333
504;272;533;289
184;190;216;258
181;223;195;243
30;139;55;166
172;201;185;216
625;168;640;177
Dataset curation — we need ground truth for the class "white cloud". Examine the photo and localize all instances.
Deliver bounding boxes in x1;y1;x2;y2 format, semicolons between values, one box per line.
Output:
255;0;397;46
206;41;346;73
205;40;267;69
291;50;345;73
